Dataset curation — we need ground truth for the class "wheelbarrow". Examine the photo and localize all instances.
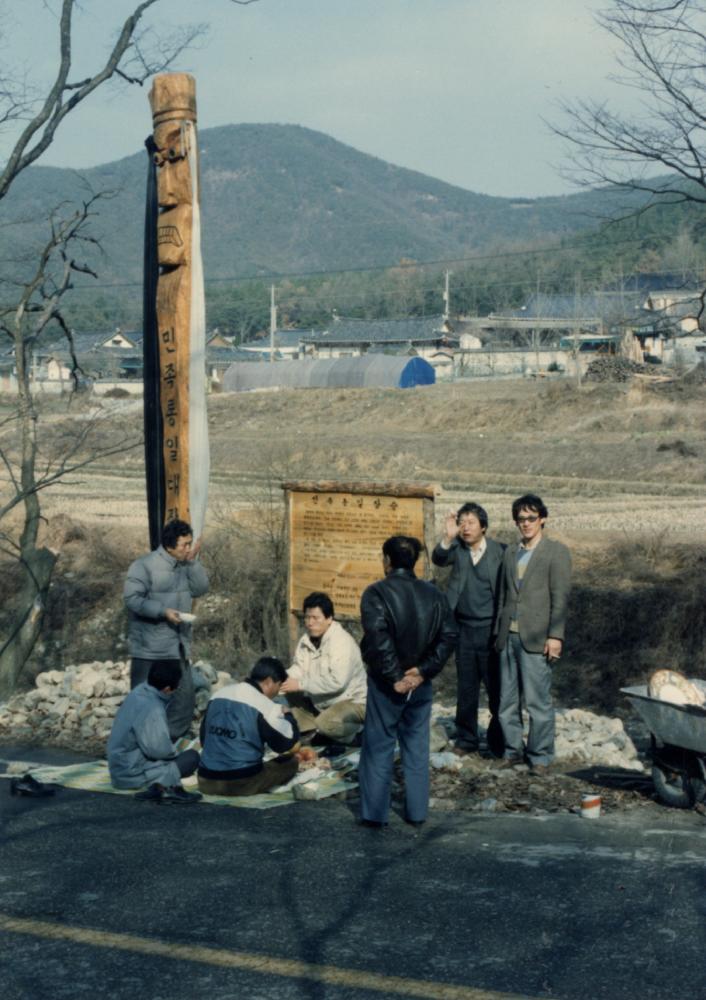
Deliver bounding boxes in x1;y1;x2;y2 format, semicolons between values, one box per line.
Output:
621;683;706;808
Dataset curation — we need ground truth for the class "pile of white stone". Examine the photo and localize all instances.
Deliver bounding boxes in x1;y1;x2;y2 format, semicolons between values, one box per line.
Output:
0;662;643;771
0;659;232;751
430;704;643;771
554;707;642;770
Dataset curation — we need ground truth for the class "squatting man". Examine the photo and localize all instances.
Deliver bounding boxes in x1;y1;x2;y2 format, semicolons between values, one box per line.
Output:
281;591;367;746
197;657;300;796
107;660;202;804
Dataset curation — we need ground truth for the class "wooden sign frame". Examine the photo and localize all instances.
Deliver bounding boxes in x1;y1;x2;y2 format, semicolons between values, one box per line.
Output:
282;480;439;653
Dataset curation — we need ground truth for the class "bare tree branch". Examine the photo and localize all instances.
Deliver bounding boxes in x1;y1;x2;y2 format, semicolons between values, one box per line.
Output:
0;0;262;693
552;0;706;211
0;0;204;199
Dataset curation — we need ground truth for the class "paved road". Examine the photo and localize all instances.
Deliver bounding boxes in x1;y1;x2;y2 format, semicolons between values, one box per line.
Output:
1;747;704;1000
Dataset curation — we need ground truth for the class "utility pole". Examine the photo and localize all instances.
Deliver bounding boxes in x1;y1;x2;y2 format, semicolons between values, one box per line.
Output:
443;270;451;323
270;284;277;364
573;271;583;387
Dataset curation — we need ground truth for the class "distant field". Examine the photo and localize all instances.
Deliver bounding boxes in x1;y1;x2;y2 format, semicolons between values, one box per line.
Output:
1;374;704;702
16;375;705;546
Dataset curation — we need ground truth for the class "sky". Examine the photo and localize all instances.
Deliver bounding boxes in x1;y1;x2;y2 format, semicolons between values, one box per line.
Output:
2;0;636;199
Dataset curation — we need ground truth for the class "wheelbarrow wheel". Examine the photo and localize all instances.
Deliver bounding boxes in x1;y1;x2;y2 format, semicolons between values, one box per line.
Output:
652;763;695;809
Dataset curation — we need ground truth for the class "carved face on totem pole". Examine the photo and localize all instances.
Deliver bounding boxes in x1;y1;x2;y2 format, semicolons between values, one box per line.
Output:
153;120;192;268
149;73;197;270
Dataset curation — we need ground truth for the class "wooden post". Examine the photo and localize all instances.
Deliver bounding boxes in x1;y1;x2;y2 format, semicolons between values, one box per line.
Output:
145;73;209;540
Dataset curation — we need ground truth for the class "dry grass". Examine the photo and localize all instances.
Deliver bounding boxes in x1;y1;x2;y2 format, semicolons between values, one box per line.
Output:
1;376;705;709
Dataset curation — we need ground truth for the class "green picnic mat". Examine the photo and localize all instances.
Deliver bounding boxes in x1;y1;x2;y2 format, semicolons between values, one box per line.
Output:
1;752;359;810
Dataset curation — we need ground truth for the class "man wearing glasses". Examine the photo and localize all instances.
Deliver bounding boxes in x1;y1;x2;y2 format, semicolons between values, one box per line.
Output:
495;494;572;775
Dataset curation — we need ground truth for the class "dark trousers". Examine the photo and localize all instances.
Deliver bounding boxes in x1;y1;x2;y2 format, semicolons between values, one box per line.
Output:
130;657;195;742
358;676;433;824
176;749;200;779
197;757;298;797
455;621;504;756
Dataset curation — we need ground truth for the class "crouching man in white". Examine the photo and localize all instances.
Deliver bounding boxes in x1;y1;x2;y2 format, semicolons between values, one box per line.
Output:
281;592;367;745
107;661;201;804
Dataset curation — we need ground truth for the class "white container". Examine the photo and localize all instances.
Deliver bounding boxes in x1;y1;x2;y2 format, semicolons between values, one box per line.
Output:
581;793;601;818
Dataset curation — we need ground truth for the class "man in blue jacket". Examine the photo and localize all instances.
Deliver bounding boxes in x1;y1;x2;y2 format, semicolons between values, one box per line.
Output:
124;519;209;741
197;657;300;796
107;661;201;804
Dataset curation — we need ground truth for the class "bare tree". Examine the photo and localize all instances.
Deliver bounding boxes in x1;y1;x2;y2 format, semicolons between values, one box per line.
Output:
554;1;706;207
0;0;259;696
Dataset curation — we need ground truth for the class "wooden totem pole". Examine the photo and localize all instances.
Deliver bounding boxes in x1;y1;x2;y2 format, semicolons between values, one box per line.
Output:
143;73;209;549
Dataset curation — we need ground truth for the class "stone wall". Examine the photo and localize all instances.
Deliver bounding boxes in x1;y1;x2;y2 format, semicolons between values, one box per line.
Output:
0;660;231;753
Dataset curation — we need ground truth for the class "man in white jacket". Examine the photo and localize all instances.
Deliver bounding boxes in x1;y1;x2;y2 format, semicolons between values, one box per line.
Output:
281;592;366;745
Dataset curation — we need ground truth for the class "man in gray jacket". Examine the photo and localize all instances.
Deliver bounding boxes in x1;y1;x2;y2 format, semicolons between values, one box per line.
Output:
107;661;201;803
432;502;505;757
495;494;572;775
124;519;209;740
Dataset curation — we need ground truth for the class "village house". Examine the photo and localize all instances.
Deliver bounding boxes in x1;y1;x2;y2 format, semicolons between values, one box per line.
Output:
37;330;143;391
297;315;458;363
457;287;705;372
239;328;302;361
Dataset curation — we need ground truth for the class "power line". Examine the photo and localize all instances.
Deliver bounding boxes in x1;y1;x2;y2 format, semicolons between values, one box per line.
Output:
60;232;675;292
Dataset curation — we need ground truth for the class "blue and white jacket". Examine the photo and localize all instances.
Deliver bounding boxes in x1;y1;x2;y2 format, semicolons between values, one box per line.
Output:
198;680;299;779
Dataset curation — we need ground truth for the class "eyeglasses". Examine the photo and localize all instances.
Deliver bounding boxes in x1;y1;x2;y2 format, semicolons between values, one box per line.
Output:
516;515;540;524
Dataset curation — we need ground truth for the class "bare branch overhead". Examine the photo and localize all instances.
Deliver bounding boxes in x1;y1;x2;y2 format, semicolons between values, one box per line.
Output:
0;0;260;201
552;0;706;209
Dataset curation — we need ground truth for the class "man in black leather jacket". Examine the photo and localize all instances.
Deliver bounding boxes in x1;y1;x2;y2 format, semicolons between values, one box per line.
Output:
358;535;457;828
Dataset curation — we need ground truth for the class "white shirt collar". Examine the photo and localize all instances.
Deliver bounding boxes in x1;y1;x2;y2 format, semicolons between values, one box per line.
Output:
468;537;487;565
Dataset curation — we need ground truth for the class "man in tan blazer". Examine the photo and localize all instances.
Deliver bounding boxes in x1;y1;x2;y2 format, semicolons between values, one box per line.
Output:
495;493;571;775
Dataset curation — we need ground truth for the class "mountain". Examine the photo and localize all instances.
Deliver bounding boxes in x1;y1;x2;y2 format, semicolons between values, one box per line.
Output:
0;123;656;289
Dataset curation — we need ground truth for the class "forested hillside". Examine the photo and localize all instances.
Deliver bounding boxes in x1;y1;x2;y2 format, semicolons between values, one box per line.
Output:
1;123;704;336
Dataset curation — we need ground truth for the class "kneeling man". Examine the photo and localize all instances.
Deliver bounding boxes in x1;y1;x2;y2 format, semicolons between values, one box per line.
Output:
281;592;367;745
197;657;300;796
107;661;201;804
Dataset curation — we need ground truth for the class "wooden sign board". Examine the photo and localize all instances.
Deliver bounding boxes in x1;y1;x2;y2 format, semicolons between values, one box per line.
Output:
283;480;438;650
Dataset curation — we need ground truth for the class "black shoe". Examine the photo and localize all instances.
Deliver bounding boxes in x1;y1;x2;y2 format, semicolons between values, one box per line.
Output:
161;785;202;805
309;731;339;747
318;743;348;759
494;756;523;770
358;818;387;829
529;763;551;778
134;783;164;802
10;774;55;798
404;818;425;829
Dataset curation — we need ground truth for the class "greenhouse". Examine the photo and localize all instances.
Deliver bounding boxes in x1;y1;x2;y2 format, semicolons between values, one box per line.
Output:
222;355;435;392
